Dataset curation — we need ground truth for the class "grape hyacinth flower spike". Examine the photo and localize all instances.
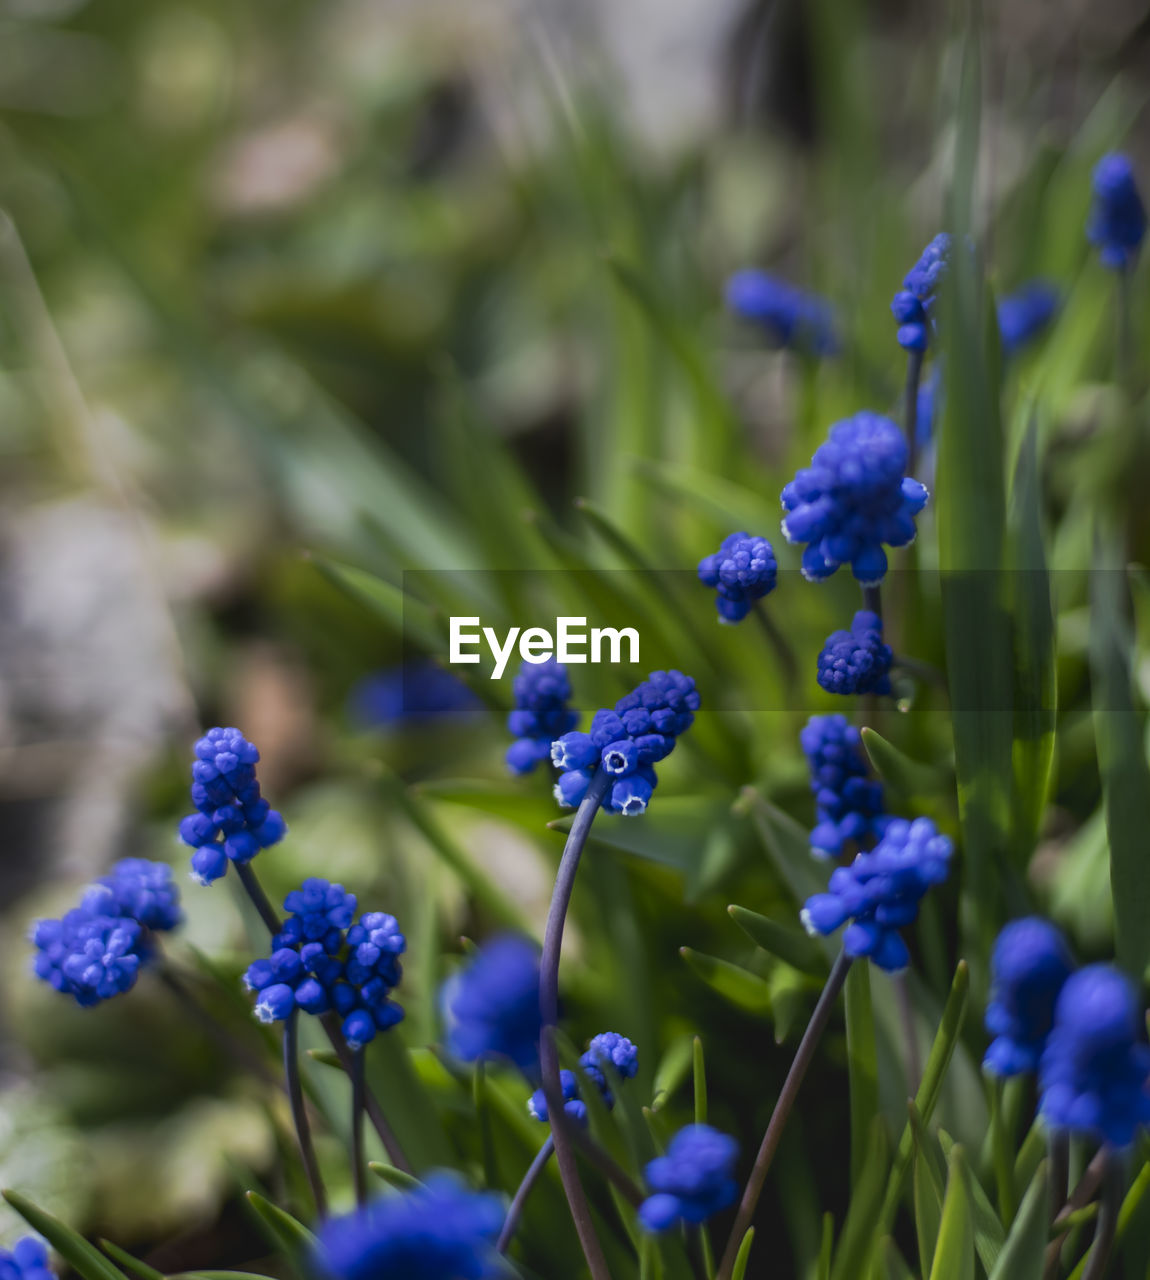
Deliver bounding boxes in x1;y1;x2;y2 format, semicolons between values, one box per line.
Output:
178;727;286;888
639;1124;738;1232
725;269;838;356
441;935;542;1075
997;281;1060;356
983;918;1075;1077
0;1239;55;1280
1087;154;1146;272
800;817;953;974
891;233;951;474
697;533;777;623
31;858;182;1007
801;714;888;860
315;1173;507;1280
781;411;928;585
505;659;577;776
816;610;892;697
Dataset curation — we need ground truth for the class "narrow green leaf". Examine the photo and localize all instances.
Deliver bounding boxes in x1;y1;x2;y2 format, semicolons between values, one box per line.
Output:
844;963;878;1189
98;1243;165;1280
652;1035;694;1110
989;1161;1048;1280
735;789;830;908
830;1117;890;1280
928;1147;975;1280
679;948;771;1014
727;905;828;976
244;1191;318;1258
914;1143;943;1277
938;1131;1005;1274
817;1213;833;1280
367;1162;423;1192
1013;1122;1047;1208
1066;1157;1150;1280
730;1228;755;1280
860;728;951;806
1090;534;1150;980
310;557;440;654
2;1192;128;1280
883;1238;916;1280
692;1037;707;1125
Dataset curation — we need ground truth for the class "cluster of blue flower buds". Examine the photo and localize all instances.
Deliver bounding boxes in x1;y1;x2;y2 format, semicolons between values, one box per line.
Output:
442;935;542;1075
697;532;778;622
891;233;951;351
244;878;405;1050
983;917;1075;1077
800;714;888;859
551;671;701;816
817;610;892;696
638;1124;739;1233
0;1239;55;1280
726;269;838;356
782;411;928;585
527;1031;639;1125
801;817;953;973
179;727;287;886
505;659;578;775
997;281;1060;356
1087;153;1146;271
31;858;182;1007
315;1172;505;1280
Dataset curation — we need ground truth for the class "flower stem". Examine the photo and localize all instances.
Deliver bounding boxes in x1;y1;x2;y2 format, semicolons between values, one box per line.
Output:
752;600;799;693
284;1009;327;1216
904;349;924;478
497;1136;554;1253
539;767;614;1280
351;1048;367;1206
1081;1152;1121;1280
717;949;853;1280
235;861;282;934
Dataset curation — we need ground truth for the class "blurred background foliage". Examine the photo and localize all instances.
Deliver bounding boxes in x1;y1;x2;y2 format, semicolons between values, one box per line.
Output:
2;0;1150;1276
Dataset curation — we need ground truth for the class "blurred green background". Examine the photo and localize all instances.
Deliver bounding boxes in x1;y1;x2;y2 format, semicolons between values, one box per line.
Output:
2;0;1150;1276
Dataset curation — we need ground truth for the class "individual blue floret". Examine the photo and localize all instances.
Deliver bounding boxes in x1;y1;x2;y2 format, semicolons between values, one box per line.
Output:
800;817;954;973
984;918;1075;1077
441;936;542;1075
551;672;700;816
781;411;928;585
505;660;578;776
178;727;286;886
1087;154;1146;271
800;714;888;860
697;533;778;623
1040;965;1150;1148
315;1172;506;1280
891;233;952;351
817;610;892;696
638;1124;739;1233
726;269;838;356
997;281;1060;355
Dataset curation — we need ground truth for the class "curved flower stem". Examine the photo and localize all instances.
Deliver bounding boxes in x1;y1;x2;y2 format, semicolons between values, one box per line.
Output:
904;348;925;478
497;1136;554;1253
752;601;799;694
351;1048;367;1206
284;1009;327;1216
717;949;853;1280
232;858;412;1175
1081;1152;1121;1280
539;767;615;1280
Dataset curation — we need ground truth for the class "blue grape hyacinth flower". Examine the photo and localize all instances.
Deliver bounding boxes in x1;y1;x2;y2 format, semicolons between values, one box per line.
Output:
441;936;542;1075
697;532;778;623
891;233;952;351
638;1124;739;1233
1039;964;1150;1148
801;817;953;973
528;1030;638;1123
244;879;405;1049
178;727;286;886
817;610;892;696
350;661;482;729
997;281;1060;355
984;918;1075;1077
0;1239;55;1280
31;858;182;1007
505;659;578;776
726;269;838;356
315;1172;506;1280
551;671;700;817
1087;154;1146;271
800;714;888;860
781;411;928;585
